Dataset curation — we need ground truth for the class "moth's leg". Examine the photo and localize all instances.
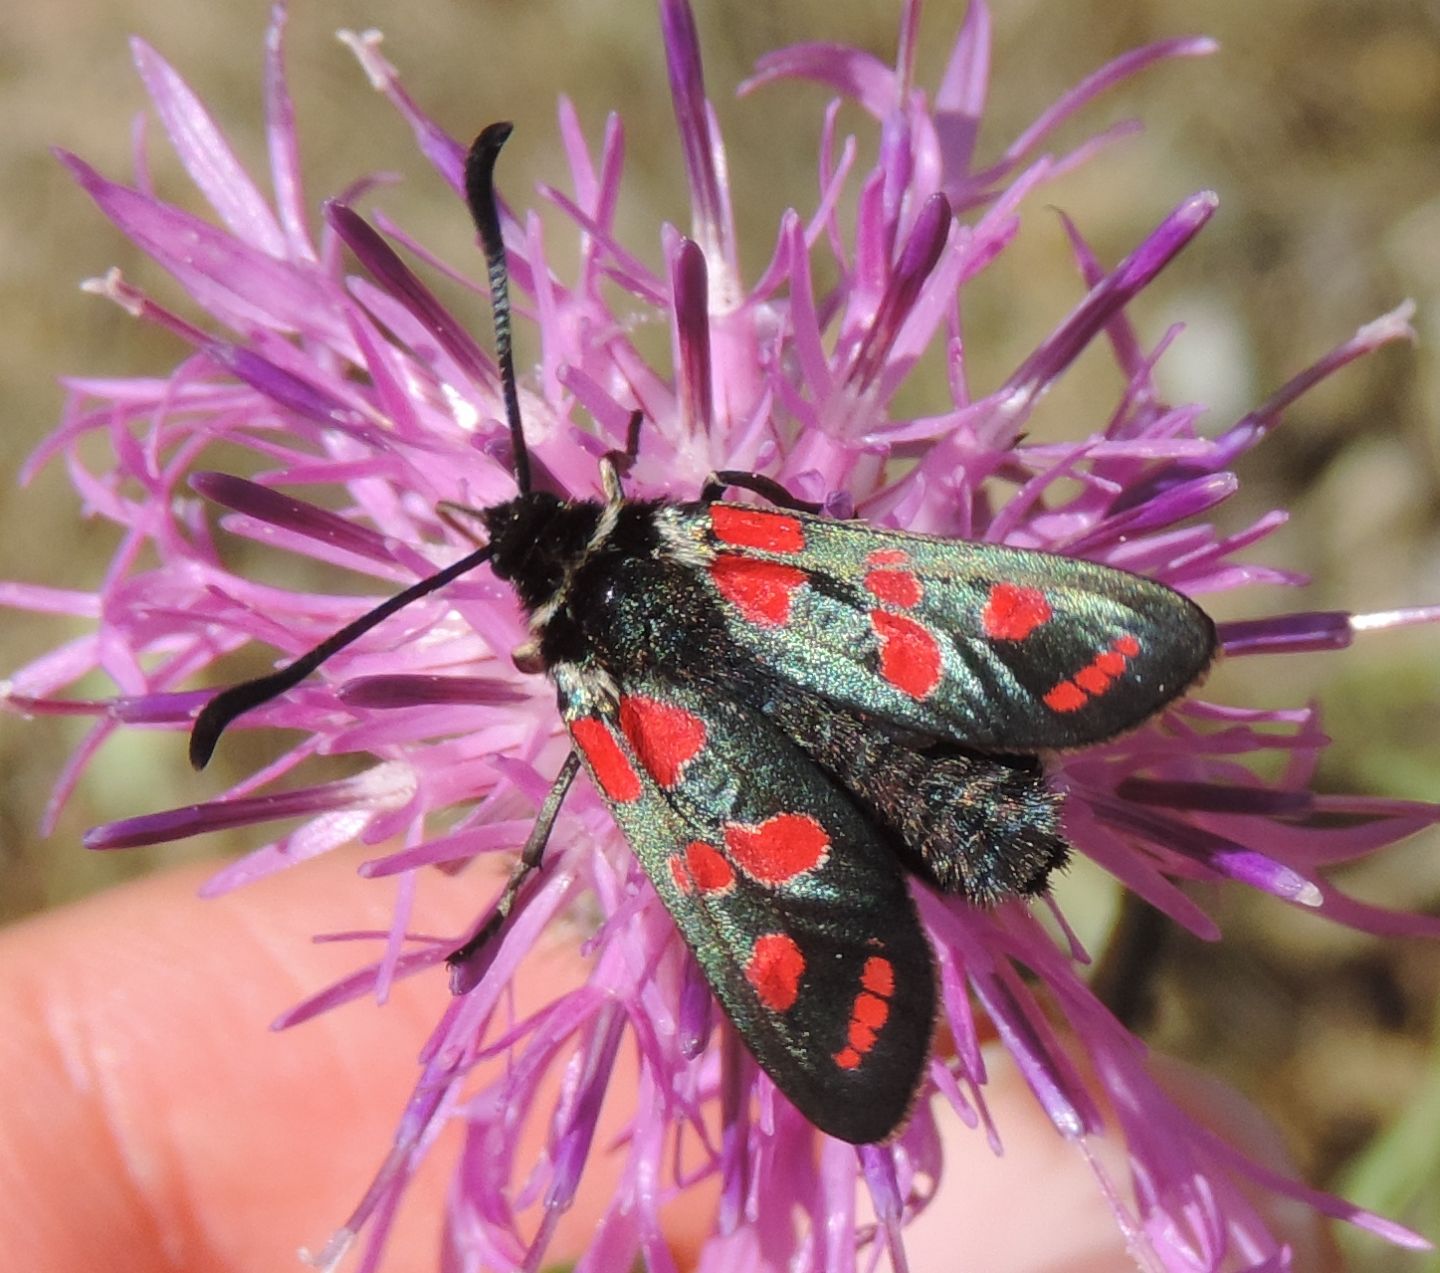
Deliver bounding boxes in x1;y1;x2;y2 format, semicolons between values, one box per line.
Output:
599;456;625;504
601;409;646;500
446;750;581;993
701;469;824;513
436;500;488;545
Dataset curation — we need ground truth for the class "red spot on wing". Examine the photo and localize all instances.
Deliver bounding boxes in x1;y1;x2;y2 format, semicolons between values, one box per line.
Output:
711;505;805;553
570;717;642;803
834;955;895;1071
847;1015;879;1053
670;840;735;895
1043;635;1143;714
746;932;805;1012
852;991;889;1028
1043;681;1087;713
867;549;909;566
1074;665;1113;695
667;857;687;893
618;695;706;789
982;583;1053;641
865;568;923;609
861;955;894;997
1095;650;1128;676
711;555;807;628
724;813;830;885
871;610;942;699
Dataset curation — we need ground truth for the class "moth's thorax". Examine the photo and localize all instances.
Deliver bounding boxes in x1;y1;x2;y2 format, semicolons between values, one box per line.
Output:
484;495;707;664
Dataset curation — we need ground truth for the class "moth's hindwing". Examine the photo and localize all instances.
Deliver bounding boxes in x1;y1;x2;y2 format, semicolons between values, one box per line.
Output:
759;686;1069;903
553;662;936;1144
694;502;1218;752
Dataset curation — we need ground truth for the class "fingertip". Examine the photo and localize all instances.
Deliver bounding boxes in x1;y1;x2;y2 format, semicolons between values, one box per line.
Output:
0;851;470;1271
0;851;719;1271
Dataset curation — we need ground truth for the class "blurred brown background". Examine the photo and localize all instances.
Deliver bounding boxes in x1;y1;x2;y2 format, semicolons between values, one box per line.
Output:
2;1;1438;1263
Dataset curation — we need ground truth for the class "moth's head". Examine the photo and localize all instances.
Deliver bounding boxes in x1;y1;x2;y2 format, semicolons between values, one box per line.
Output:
482;492;601;616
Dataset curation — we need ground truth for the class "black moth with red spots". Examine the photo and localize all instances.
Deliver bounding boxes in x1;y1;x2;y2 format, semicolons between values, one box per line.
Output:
190;125;1218;1145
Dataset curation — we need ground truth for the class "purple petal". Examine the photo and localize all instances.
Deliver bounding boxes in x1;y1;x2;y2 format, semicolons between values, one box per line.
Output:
1211;302;1417;465
677;953;713;1059
539;183;664;305
273;943;446;1029
1115;778;1313;816
670;237;712;434
968;966;1090;1136
846;192;951;391
1092;797;1322;904
741;43;896;119
1002;192;1216;413
1308;886;1440;940
85;768;409;851
542;1004;626;1213
1055;209;1149;398
360;820;534;878
858;1146;911;1272
1065;472;1237;555
337;674;528;709
933;0;992;178
1220;611;1354;656
131;38;288;256
660;0;734;269
326;202;495;389
262;4;312;258
337;29;466;193
3;694;110;719
58;151;347;345
113;689;215;723
200;342;374;439
0;582;101;617
191;472;397;564
978;37;1217;184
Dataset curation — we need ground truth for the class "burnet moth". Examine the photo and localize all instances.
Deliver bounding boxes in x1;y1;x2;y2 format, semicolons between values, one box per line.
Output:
190;123;1219;1145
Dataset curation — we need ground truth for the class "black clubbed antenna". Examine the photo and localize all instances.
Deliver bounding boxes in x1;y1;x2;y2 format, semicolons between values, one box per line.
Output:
189;122;534;769
464;122;531;496
189;541;493;769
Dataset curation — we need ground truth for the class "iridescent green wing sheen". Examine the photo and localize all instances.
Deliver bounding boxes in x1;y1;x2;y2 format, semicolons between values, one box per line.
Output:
694;502;1217;752
552;661;935;1144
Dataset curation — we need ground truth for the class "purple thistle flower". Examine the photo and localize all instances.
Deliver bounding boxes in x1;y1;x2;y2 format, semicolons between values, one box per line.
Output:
5;2;1438;1269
